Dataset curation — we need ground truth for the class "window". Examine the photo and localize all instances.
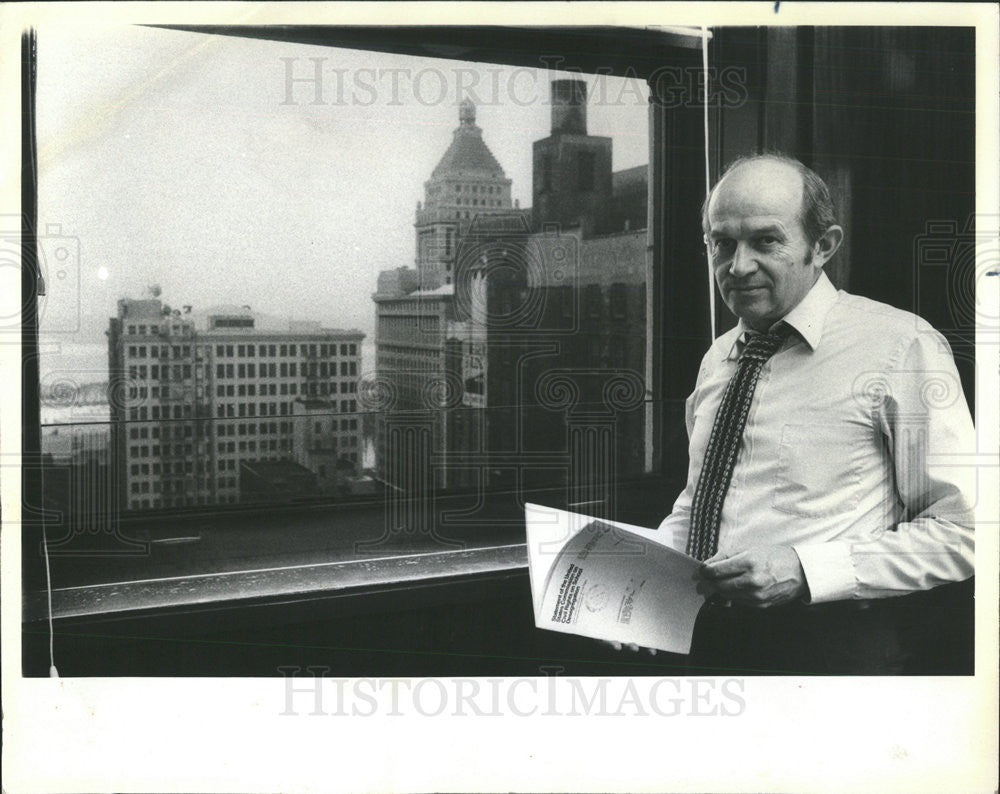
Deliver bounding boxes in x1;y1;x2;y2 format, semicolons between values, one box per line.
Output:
539;153;553;192
610;282;628;319
577;150;596;191
30;23;674;640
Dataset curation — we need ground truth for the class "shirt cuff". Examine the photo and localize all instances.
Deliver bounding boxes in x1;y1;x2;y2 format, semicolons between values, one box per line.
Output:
656;515;688;554
792;541;856;603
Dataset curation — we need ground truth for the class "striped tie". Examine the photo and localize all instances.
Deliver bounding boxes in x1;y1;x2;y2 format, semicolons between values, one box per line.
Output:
686;329;787;561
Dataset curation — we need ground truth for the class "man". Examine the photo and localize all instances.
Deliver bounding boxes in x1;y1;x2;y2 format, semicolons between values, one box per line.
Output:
652;153;975;674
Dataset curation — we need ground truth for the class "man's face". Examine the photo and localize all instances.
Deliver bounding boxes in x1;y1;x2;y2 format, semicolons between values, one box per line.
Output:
706;161;822;331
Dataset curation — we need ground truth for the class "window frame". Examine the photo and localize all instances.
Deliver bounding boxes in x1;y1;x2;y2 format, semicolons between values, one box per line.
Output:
22;24;709;630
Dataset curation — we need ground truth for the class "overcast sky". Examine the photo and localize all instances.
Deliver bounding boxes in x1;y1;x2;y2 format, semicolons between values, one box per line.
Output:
36;24;649;374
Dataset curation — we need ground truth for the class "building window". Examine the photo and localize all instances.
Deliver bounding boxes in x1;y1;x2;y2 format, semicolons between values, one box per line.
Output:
577;150;595;191
540;153;553;192
610;282;628;319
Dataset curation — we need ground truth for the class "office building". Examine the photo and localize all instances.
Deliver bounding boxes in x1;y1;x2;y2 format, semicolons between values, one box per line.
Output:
372;98;525;490
373;81;649;502
108;299;364;510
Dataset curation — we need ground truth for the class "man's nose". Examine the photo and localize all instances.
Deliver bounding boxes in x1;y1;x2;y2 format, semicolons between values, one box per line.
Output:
729;242;757;278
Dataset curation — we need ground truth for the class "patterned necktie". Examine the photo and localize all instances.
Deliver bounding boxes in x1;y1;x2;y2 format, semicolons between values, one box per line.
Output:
686;329;788;561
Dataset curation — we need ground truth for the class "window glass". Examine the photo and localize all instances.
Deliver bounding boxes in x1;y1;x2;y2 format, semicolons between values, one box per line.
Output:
36;25;651;583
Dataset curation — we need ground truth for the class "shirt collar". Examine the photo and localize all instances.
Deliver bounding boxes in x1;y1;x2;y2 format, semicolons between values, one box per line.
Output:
725;271;839;360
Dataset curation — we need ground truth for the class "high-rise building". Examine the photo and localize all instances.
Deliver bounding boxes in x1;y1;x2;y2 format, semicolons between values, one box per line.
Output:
373;82;650;508
450;80;651;503
373;99;526;492
108;299;364;510
414;97;521;285
531;79;613;236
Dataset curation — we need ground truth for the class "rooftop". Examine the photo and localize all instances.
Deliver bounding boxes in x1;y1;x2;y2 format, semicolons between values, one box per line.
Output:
431;99;505;179
115;297;364;338
240;459;315;477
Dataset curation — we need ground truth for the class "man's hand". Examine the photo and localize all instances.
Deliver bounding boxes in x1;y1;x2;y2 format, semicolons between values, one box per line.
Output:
700;546;808;607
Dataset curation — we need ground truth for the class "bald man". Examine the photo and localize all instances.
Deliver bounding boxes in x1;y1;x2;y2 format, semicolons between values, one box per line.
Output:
653;154;975;674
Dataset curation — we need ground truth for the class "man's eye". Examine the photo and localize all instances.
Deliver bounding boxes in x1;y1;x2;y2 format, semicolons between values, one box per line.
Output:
757;236;779;247
711;239;735;255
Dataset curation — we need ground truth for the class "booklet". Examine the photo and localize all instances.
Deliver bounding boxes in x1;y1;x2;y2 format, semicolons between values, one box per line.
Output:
525;503;711;654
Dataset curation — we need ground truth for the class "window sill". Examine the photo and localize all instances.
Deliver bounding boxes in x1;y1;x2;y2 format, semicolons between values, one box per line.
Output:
24;542;528;624
25;476;682;627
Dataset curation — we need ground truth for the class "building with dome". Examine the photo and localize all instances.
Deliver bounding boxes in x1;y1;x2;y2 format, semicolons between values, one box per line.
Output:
414;98;524;287
371;98;524;496
373;82;650;511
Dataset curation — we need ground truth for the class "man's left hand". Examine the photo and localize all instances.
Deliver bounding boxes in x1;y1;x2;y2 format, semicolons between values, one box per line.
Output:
700;546;808;607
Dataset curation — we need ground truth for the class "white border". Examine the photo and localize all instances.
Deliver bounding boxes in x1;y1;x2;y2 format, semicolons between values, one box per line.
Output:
2;3;997;792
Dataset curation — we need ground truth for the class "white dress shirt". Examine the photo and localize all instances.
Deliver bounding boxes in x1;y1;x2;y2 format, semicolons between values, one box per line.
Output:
659;271;976;602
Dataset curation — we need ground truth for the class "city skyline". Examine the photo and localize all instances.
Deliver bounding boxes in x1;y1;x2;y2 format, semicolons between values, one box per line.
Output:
35;24;649;379
41;67;652;516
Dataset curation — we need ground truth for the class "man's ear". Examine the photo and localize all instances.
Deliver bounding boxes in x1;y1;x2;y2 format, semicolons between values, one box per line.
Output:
813;225;844;266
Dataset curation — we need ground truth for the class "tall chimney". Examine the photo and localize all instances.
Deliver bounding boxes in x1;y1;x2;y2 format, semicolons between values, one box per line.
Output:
550;79;587;135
